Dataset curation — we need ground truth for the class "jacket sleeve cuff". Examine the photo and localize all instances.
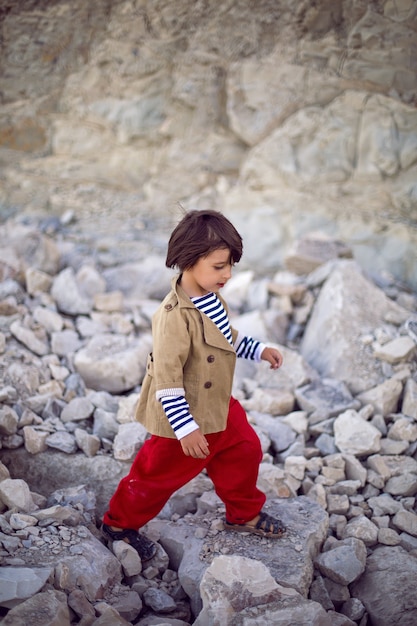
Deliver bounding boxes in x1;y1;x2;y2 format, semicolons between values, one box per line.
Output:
156;387;185;401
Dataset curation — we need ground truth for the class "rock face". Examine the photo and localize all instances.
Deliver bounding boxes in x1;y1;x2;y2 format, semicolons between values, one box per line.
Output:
0;220;416;624
0;0;417;289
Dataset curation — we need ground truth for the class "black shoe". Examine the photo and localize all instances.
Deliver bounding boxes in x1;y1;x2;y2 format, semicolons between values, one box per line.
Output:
102;523;157;561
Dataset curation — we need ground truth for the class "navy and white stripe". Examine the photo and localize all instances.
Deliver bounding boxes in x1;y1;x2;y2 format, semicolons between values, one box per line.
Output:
160;395;198;438
235;333;265;361
191;292;233;345
158;292;265;440
192;293;265;361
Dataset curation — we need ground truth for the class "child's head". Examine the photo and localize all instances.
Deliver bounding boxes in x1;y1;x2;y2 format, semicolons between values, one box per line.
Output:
166;210;243;271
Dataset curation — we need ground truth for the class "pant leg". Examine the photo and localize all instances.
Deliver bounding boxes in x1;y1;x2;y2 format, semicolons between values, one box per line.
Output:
205;397;266;524
103;434;208;529
103;397;265;530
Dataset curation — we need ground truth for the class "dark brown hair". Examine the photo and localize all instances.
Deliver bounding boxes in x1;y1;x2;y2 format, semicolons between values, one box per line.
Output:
166;210;243;271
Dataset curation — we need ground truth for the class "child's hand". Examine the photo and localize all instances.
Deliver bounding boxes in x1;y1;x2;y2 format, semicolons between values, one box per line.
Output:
180;429;210;459
261;346;283;370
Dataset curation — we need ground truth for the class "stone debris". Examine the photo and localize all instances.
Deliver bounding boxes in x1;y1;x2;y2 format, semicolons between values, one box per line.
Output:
0;220;416;626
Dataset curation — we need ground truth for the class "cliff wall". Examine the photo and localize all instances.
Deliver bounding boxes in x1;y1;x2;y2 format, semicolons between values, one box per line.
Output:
0;0;416;287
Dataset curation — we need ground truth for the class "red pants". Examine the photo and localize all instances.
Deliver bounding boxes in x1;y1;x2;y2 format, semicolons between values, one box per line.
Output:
103;397;266;529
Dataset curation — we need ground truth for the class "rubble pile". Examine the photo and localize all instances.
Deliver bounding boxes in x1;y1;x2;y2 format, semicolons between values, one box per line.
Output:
0;217;416;625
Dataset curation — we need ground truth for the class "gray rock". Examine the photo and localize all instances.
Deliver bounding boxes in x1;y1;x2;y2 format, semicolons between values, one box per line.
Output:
33;306;64;334
351;546;417;626
194;555;331;626
112;422;148;462
51;268;93;316
92;409;119;442
0;479;36;513
112;540;142;577
388;416;417;443
0;407;19;436
250;412;297;452
74;428;101;457
392;510;417;537
314;538;367;585
402;378;417;419
60;397;95;423
73;332;152;393
0;567;53;609
384;472;417;497
315;433;338;456
9;321;49;357
109;588;143;623
300;262;409;394
341;516;379;546
103;258;173;301
334;410;381;456
296;378;358;417
0;589;71;626
45;431;77;454
50;330;82;357
143;587;177;613
54;530;122;601
356;378;404;416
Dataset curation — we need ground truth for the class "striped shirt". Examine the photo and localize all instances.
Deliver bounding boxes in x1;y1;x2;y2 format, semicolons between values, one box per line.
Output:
160;292;266;440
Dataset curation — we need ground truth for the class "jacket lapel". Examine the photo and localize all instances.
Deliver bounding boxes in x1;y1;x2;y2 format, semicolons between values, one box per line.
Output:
173;276;235;353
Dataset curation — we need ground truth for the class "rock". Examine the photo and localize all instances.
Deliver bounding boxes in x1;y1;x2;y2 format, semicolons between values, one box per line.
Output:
74;429;101;458
295;378;359;418
299;262;409;394
109;588;143;623
242;387;295;415
45;431;78;454
194;555;331;626
73;333;152;393
0;407;19;436
392;510;417;537
54;530;122;601
67;589;96;624
350;546;417;626
0;567;53;609
112;422;149;462
22;426;49;454
0;589;71;626
314;537;367;585
373;336;416;364
51;268;93;316
285;235;353;276
402;378;417;419
112;540;142;577
9;321;49;357
142;587;176;613
0;479;36;513
341;516;379;546
334;410;382;456
356;378;403;416
388;417;417;443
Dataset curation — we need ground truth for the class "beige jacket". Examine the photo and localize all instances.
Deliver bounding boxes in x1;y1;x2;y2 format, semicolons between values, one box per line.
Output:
135;276;238;438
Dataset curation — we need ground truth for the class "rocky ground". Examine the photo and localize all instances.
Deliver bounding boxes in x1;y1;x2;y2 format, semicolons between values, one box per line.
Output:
0;211;417;625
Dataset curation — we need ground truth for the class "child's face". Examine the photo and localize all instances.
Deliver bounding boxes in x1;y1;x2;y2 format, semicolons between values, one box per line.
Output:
182;248;233;297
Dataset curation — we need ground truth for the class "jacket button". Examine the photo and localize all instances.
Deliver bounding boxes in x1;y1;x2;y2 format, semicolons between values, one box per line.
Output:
207;355;215;363
164;304;173;310
204;381;212;389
